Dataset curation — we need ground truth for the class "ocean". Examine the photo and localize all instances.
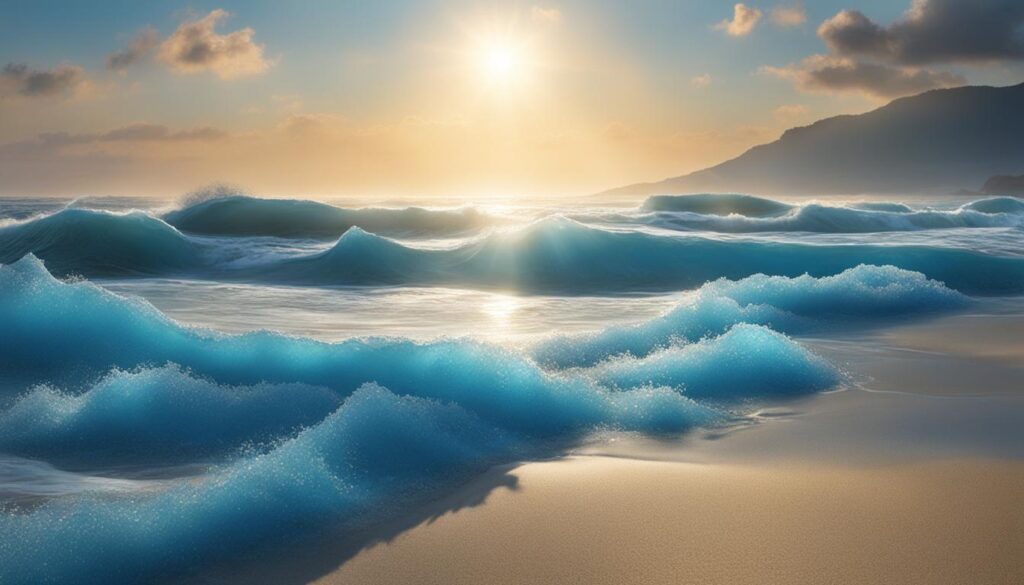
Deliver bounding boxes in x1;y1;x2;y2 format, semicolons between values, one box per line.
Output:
0;192;1022;584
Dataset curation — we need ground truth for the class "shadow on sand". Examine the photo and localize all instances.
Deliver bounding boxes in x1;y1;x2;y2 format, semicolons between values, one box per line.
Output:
174;462;526;585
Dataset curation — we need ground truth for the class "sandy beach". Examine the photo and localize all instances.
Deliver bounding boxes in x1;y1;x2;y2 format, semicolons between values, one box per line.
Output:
313;456;1024;585
182;311;1024;585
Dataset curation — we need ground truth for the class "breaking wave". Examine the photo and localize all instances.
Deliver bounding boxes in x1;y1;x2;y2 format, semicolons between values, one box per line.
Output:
637;195;1024;233
0;209;203;277
534;264;968;368
1;196;1023;294
0;255;856;583
163;195;493;238
252;217;1024;294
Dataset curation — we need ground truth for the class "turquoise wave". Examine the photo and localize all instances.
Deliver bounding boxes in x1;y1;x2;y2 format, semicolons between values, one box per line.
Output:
0;256;854;584
2;201;1023;295
163;195;492;238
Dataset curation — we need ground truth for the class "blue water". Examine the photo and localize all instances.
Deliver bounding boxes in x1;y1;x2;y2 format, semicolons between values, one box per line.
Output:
0;192;1022;584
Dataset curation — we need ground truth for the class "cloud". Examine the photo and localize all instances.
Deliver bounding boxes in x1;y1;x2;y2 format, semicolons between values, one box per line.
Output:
690;73;713;88
761;55;965;99
1;63;87;98
530;6;562;24
771;3;807;27
158;9;270;79
773;104;808;119
715;4;763;37
107;28;160;71
818;0;1024;65
99;123;227;142
0;124;227;158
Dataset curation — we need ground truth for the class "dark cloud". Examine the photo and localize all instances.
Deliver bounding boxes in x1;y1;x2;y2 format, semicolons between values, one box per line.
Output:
819;0;1024;65
762;55;965;99
158;9;269;79
1;63;86;98
106;28;160;71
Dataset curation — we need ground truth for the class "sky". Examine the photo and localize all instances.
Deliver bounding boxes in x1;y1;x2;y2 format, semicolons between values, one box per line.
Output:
1;0;1022;199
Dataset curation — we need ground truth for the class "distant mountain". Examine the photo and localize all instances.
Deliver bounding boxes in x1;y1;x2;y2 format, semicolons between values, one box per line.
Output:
982;174;1024;196
605;82;1024;197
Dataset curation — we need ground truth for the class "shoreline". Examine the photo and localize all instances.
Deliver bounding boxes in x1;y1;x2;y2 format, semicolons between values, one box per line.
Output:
194;455;1024;585
184;309;1024;585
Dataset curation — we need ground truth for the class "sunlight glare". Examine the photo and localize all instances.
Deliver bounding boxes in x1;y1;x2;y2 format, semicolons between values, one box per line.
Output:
477;38;530;89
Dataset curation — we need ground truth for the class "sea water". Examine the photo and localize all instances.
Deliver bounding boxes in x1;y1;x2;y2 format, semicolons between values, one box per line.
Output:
0;192;1022;584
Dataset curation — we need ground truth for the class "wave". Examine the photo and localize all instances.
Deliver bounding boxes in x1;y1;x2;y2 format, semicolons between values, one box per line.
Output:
0;385;528;584
0;208;205;277
534;264;968;368
588;324;839;398
0;366;341;465
252;217;1024;294
641;193;794;217
637;196;1024;233
3;210;1023;294
163;195;493;238
960;196;1024;214
0;257;855;583
0;255;825;411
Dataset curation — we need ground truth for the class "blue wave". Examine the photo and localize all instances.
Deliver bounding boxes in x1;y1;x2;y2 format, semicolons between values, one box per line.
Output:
3;209;1023;294
254;217;1024;294
637;196;1024;233
0;255;818;413
0;256;856;583
0;209;204;277
960;196;1024;214
588;324;839;398
534;264;968;368
641;193;794;217
163;195;492;238
0;365;341;464
0;385;527;584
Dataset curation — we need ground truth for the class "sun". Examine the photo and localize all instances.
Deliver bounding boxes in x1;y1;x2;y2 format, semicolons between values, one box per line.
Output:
477;38;530;89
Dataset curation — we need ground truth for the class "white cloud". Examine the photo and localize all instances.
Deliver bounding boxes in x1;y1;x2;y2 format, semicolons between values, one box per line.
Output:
715;3;763;37
690;73;713;88
530;6;562;25
771;3;807;27
158;9;270;79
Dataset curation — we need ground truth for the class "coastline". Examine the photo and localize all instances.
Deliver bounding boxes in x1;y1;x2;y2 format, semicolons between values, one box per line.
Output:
187;310;1024;585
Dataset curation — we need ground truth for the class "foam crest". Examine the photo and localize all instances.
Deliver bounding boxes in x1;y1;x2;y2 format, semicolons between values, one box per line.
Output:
534;264;967;368
641;199;1024;233
0;366;341;464
591;324;840;398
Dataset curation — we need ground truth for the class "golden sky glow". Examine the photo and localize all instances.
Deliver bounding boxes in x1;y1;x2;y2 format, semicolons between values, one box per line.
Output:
1;2;1021;199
